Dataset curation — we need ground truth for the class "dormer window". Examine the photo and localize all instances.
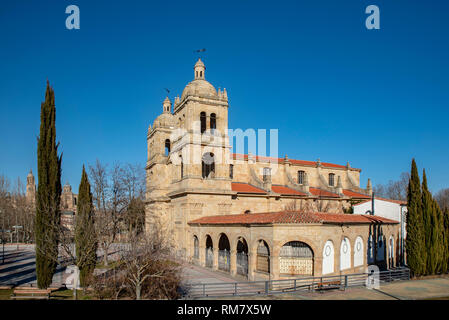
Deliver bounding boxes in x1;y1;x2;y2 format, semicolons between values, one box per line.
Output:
263;167;271;183
298;171;305;184
329;173;335;186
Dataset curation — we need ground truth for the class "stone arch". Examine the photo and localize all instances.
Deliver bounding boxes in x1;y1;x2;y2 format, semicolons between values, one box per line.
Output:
202;152;215;178
200;111;206;133
255;239;271;274
322;240;335;275
205;234;214;268
388;235;395;268
340;237;351;271
354;236;364;267
236;236;249;276
193;235;199;260
218;233;231;272
279;240;314;276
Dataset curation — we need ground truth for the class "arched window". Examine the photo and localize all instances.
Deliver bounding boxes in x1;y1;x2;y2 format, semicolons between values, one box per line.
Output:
340;237;351;270
193;236;199;259
329;173;335;186
322;240;334;275
202;153;215;178
205;235;213;268
200;112;206;134
354;236;364;267
229;164;234;179
263;167;271;183
200;71;203;78
165;139;170;156
180;156;184;179
210;113;216;132
298;171;305;184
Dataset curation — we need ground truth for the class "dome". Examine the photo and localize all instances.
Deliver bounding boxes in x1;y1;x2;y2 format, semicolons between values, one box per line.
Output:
181;79;217;100
152;112;174;129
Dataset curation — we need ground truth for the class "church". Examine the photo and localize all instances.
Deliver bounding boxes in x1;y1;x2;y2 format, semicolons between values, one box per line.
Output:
145;59;399;281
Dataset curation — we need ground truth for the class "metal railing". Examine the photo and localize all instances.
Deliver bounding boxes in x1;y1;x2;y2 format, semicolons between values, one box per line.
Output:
185;267;410;298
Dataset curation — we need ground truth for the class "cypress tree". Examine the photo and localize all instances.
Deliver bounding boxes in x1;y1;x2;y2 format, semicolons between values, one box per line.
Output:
443;207;449;273
75;165;97;287
432;199;444;273
406;159;426;276
422;170;434;274
35;81;62;289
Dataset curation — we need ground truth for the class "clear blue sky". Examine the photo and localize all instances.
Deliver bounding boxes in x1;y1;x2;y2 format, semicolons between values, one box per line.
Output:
1;0;448;193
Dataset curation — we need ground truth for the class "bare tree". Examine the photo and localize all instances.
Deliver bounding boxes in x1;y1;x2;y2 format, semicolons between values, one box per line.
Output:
436;188;449;210
373;172;410;201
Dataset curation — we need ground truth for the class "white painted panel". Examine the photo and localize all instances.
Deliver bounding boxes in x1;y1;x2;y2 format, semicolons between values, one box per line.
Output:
322;240;334;275
340;237;351;270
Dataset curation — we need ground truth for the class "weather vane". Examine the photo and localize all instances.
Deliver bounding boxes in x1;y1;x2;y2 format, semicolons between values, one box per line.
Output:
194;48;206;59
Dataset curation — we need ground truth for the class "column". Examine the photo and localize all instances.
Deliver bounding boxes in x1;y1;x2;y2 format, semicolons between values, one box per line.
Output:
230;250;237;276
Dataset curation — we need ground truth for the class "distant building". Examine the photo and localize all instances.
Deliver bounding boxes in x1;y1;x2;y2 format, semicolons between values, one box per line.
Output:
26;170;78;230
353;197;407;266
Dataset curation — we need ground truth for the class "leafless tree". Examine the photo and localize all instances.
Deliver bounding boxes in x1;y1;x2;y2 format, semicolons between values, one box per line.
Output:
373;172;410;201
436;188;449;210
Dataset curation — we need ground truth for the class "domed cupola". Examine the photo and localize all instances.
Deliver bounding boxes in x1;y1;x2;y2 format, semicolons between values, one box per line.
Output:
152;97;174;129
181;59;218;100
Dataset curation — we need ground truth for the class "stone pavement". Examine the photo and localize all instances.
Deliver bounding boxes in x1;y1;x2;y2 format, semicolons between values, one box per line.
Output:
199;276;449;300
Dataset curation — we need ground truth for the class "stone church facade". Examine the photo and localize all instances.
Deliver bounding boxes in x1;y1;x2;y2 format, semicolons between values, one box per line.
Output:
146;59;400;280
26;170;78;230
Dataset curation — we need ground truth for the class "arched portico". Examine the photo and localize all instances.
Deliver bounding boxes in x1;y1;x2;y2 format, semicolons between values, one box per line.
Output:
205;234;214;268
218;233;231;272
236;237;249;277
279;241;314;276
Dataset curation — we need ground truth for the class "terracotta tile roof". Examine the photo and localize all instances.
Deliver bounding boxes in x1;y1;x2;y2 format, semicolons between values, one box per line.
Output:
343;189;371;199
271;185;307;196
353;197;407;206
231;153;359;170
309;187;340;198
188;211;398;225
231;182;266;194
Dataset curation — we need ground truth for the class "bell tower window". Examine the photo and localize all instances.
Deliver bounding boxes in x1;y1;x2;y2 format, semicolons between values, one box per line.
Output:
165;139;170;156
210;113;216;132
202;153;215;178
229;164;234;179
200;112;206;133
263;167;271;183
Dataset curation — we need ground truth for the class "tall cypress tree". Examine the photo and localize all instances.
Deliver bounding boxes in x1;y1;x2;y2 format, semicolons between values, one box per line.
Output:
432;199;445;273
443;207;449;273
422;170;434;274
75;165;97;287
406;159;426;276
35;81;62;289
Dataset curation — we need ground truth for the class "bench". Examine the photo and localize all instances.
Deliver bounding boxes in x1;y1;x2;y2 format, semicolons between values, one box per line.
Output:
10;288;52;300
315;280;342;292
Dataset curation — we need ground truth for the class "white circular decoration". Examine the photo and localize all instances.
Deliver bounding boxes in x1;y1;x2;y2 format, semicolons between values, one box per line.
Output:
356;242;361;252
343;243;348;254
325;245;331;256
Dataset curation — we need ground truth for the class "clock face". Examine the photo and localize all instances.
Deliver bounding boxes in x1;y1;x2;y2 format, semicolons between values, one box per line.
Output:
325;245;332;256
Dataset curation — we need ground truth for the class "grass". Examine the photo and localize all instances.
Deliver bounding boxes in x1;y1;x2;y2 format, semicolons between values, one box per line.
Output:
0;289;13;300
50;289;94;300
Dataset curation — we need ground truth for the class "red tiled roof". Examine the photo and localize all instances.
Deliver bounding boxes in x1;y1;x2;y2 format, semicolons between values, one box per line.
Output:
271;185;307;196
343;189;371;199
309;187;340;198
353;197;407;206
231;153;358;170
231;182;266;194
188;211;399;225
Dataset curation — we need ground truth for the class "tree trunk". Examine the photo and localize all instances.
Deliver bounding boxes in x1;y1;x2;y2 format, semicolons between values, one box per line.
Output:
136;283;141;300
103;245;108;266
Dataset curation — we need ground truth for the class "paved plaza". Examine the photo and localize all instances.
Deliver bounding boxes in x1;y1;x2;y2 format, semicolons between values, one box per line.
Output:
2;246;449;300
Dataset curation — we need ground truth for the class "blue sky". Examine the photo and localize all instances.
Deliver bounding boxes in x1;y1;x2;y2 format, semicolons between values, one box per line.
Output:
0;0;448;193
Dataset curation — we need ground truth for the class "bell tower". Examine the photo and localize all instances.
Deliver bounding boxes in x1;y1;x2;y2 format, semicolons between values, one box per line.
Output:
194;59;206;80
26;170;36;205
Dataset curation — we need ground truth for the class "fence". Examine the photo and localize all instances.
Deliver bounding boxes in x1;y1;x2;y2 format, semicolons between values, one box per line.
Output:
185;267;410;298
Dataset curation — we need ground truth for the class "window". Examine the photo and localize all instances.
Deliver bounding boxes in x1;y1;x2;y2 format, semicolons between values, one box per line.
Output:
229;164;234;179
210;113;216;132
165;139;170;156
298;171;305;184
329;173;335;186
200;71;203;77
263;167;271;183
180;156;184;178
202;153;215;178
200;112;206;133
